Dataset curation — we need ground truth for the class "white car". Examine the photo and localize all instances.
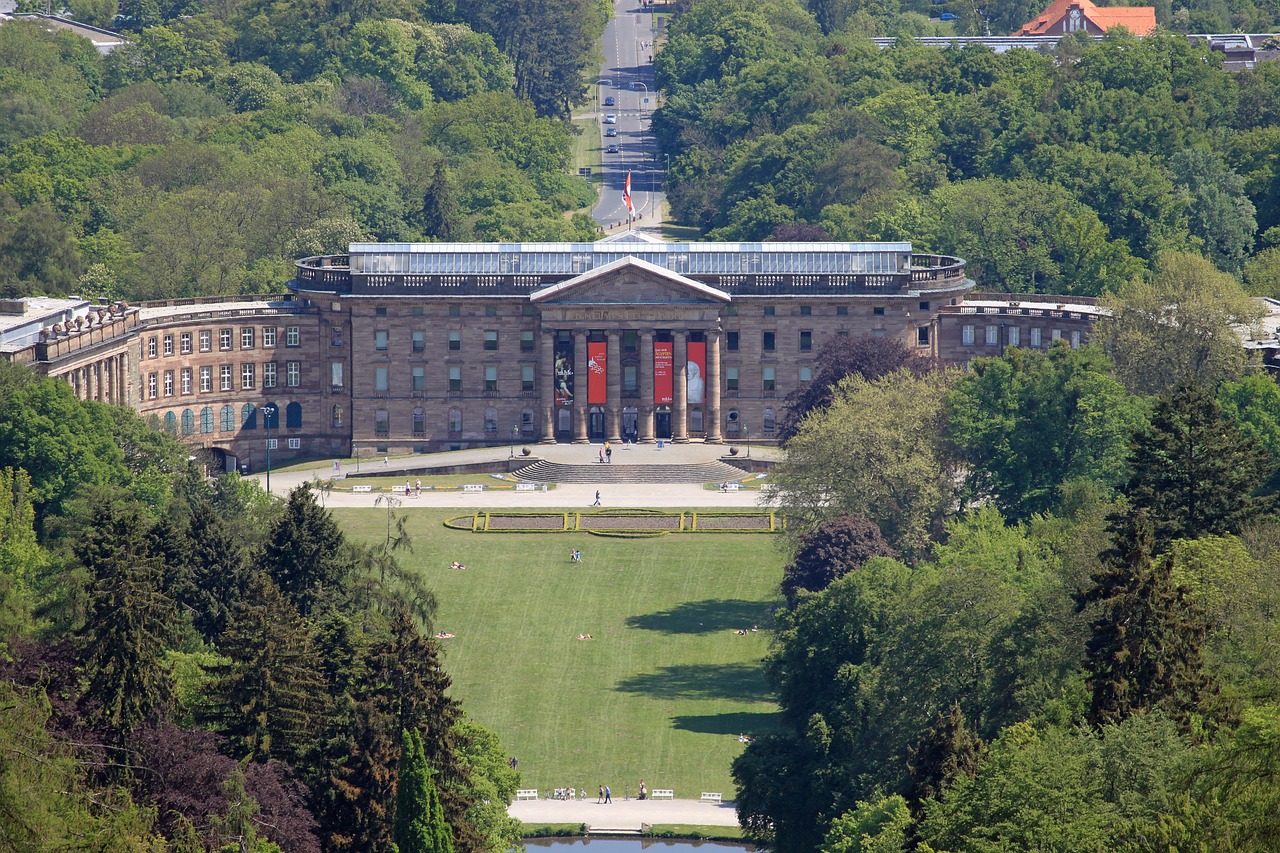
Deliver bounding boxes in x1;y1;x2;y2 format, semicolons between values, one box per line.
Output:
604;114;617;124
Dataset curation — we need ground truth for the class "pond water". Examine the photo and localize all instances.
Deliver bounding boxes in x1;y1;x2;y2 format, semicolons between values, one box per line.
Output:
524;839;759;853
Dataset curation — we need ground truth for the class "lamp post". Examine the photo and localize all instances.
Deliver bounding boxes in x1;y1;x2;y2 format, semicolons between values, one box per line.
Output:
353;439;360;473
743;422;750;459
511;424;519;459
262;403;278;494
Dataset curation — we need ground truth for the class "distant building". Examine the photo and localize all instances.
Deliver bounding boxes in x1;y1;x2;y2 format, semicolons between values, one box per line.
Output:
1013;0;1156;36
0;13;128;54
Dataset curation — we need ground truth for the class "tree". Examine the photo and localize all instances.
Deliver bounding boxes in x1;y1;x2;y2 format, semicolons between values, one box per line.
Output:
201;573;329;763
907;702;987;811
780;514;896;606
819;795;912;853
260;484;351;615
1122;384;1275;552
1170;147;1257;272
944;344;1145;521
778;334;924;443
771;369;956;562
76;497;178;735
0;467;40;649
396;728;455;853
185;498;252;641
1094;252;1262;395
1077;513;1217;729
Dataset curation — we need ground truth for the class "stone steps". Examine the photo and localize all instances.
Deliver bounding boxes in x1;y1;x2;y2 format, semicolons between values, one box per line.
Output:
514;459;746;484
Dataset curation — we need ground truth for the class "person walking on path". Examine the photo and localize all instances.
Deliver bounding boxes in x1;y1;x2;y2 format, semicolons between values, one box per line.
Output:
592;490;601;507
604;785;612;804
597;785;604;804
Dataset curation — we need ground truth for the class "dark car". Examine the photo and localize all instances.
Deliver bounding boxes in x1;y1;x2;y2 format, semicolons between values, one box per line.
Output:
604;127;618;137
605;144;620;154
603;96;616;106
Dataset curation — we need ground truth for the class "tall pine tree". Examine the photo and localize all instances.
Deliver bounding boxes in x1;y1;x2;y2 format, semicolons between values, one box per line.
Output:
1123;383;1276;552
396;728;454;853
260;484;351;615
906;702;987;814
1078;512;1217;729
76;498;178;735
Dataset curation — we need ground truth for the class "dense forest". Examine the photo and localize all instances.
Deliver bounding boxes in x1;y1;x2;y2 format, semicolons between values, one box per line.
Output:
656;0;1280;298
735;282;1280;850
0;360;520;850
0;0;608;300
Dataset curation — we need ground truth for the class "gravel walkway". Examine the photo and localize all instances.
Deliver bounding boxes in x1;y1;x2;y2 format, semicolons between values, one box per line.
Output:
510;796;740;829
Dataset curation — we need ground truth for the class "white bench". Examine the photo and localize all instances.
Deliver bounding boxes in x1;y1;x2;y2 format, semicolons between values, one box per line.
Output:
515;483;537;491
516;789;539;801
700;792;723;804
463;484;485;492
651;789;674;800
352;485;373;493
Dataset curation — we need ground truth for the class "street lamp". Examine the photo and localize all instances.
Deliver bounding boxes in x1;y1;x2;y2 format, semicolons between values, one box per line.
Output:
353;439;360;473
261;403;278;494
743;422;750;459
511;424;519;459
634;81;649;117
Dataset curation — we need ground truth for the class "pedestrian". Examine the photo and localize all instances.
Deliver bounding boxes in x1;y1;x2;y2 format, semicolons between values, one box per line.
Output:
598;785;604;804
415;478;422;495
605;442;612;463
592;490;601;507
605;785;612;804
599;447;604;463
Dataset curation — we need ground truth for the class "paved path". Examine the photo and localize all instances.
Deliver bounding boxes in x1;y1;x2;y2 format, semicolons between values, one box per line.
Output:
511;796;739;829
255;442;782;509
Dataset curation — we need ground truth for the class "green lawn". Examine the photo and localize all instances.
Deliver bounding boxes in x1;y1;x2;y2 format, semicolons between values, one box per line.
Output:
333;508;784;800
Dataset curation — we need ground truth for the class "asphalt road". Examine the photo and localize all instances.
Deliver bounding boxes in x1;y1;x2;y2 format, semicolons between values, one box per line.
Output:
592;0;665;229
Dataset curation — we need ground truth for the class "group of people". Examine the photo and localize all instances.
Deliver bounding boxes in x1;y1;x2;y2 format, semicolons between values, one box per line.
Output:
570;549;582;562
553;787;581;801
732;625;761;635
598;442;613;463
435;631;455;639
597;785;612;804
402;479;423;496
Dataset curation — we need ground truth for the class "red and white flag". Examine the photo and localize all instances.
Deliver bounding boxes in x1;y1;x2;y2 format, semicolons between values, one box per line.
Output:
623;171;635;219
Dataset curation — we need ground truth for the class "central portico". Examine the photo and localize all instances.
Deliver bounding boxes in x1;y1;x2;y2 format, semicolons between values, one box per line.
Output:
531;256;731;444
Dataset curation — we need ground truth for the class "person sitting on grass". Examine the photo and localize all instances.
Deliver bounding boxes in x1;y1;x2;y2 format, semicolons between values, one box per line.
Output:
576;634;593;640
435;631;455;639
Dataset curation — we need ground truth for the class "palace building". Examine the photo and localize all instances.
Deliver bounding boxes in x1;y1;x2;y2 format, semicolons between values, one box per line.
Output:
1;235;1109;473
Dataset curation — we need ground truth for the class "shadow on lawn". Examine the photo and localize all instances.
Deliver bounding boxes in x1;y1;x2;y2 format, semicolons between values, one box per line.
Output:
616;663;768;702
625;599;772;635
671;711;781;736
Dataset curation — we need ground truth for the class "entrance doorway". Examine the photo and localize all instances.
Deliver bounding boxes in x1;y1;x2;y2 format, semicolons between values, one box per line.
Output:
655;406;672;440
589;406;606;441
557;407;572;440
622;406;638;443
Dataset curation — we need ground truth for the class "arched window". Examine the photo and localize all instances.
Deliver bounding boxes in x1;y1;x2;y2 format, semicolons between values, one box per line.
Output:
163;411;177;434
484;407;498;433
413;407;425;435
242;403;257;429
332;404;343;427
448;408;462;433
220;405;234;432
200;406;214;434
763;408;776;432
286;401;302;429
181;409;195;435
262;403;279;430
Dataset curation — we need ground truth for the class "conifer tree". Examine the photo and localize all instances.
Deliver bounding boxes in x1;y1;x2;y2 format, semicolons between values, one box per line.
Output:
1078;513;1217;729
1123;383;1276;552
906;702;987;814
201;573;329;763
396;728;455;853
260;484;350;615
76;499;178;734
185;499;251;642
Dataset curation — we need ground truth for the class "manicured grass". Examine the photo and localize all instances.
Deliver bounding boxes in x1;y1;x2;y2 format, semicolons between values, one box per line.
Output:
333;508;784;800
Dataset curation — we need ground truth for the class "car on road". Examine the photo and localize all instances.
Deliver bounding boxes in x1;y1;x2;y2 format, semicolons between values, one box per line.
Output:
605;144;620;154
604;127;617;137
604;114;617;124
603;96;615;106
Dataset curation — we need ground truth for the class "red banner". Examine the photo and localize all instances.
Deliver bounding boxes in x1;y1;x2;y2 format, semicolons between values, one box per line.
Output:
686;341;706;406
587;341;607;404
654;341;673;405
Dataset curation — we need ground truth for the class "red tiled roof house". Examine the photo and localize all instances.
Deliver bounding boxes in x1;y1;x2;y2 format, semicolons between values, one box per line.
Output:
1013;0;1157;36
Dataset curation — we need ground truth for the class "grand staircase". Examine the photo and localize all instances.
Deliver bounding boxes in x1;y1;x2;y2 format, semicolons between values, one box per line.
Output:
514;459;747;484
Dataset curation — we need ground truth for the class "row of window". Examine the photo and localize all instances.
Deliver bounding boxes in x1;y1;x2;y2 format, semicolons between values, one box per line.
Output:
146;326;301;359
960;325;1082;349
146;362;302;399
375;329;523;353
161;401;303;436
359;406;783;435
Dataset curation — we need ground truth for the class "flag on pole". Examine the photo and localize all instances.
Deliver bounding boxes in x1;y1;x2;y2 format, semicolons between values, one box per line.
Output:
623;171;635;219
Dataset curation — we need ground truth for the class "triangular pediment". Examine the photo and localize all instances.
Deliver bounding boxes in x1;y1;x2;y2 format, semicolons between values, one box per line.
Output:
529;256;731;305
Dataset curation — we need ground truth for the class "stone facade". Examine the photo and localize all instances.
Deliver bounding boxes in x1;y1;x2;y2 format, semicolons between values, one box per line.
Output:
1;238;1109;472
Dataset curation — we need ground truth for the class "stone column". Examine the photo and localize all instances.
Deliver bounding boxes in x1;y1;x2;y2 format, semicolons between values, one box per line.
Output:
673;331;688;442
539;330;556;442
86;365;96;402
639;331;655;443
120;352;130;404
606;331;622;442
705;329;723;443
572;330;589;443
106;357;116;404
